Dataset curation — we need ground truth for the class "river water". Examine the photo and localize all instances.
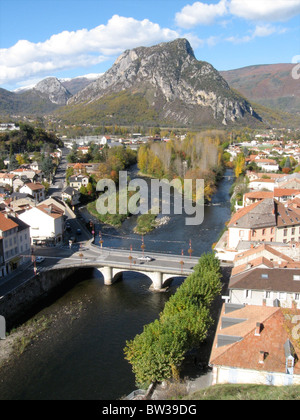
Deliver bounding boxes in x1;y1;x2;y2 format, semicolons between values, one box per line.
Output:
0;168;233;400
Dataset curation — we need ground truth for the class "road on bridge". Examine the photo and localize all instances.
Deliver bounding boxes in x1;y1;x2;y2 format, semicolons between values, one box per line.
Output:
0;239;201;298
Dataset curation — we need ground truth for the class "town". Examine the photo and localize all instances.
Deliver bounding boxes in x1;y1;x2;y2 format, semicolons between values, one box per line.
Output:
0;123;300;395
212;129;300;387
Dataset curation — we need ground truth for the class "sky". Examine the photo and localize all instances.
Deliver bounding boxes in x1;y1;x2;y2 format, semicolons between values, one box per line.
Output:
0;0;299;91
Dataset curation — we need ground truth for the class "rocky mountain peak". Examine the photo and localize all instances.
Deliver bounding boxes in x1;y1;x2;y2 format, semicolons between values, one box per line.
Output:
34;77;72;105
66;38;261;126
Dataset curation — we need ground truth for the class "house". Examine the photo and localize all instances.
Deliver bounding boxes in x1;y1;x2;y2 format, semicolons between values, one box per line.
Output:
0;213;31;277
243;191;273;207
78;146;89;155
215;198;300;263
209;303;300;386
5;196;35;215
243;189;300;207
229;266;300;309
0;173;15;188
227;199;277;250
29;161;42;171
249;178;275;192
42;197;76;220
276;201;300;244
100;136;111;146
18;203;64;245
19;182;45;202
274;189;300;203
10;168;41;183
276;173;300;190
254;158;279;172
227;198;300;249
61;186;81;206
69;175;89;190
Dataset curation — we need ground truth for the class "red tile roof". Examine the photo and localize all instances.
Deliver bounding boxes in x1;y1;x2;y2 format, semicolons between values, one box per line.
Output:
210;304;300;375
0;213;18;232
37;204;63;219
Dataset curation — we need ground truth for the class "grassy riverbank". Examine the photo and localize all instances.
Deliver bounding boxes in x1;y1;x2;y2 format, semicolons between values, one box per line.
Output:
87;193;131;227
0;299;84;370
134;213;157;235
185;383;300;400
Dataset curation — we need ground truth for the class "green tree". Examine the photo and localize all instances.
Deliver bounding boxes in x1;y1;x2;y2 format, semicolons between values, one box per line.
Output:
41;155;54;182
124;252;222;388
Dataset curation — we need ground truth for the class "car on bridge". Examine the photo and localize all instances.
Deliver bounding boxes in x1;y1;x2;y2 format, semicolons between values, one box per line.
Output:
36;256;45;263
138;256;154;262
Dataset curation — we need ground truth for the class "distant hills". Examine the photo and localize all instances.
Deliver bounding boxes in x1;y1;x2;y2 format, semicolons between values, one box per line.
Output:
0;74;101;116
0;39;299;129
221;64;300;115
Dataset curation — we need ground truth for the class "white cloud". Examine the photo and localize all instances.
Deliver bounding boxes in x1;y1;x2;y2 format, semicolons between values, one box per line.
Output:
175;0;300;29
229;0;300;22
0;15;179;86
175;0;228;28
226;23;283;44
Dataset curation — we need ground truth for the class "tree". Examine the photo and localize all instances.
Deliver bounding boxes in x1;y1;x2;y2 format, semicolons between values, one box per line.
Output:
234;153;245;178
41;155;54;182
124;252;222;388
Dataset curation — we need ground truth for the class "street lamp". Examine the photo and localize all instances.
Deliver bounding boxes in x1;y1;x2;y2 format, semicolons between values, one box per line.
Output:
99;231;103;249
129;244;133;268
188;239;193;259
180;249;184;274
141;235;145;256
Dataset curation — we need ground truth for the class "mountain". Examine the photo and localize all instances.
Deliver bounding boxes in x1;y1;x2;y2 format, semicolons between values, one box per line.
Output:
33;77;72;105
221;64;300;115
0;77;73;115
60;74;102;95
65;38;262;128
0;86;59;115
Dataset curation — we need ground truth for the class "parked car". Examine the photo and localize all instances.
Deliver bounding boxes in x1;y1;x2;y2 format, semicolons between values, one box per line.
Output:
36;256;45;263
66;223;71;231
138;256;153;262
76;228;81;235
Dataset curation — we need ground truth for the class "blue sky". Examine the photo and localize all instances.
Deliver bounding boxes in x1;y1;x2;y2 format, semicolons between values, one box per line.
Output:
0;0;299;90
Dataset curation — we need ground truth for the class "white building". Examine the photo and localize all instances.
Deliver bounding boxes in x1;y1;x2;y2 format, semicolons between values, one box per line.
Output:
19;203;64;245
19;182;45;202
0;213;31;277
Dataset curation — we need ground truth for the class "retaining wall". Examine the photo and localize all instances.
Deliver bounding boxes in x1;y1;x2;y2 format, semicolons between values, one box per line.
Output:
0;267;80;329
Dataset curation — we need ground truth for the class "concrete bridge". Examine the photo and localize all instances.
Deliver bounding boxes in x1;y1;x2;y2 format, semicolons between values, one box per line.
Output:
36;243;200;291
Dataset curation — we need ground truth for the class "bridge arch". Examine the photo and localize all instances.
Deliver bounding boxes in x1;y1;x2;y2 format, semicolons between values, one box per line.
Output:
94;266;189;290
161;274;187;289
112;268;164;290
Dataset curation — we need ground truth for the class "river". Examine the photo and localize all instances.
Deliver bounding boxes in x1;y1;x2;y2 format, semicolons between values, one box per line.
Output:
0;168;233;400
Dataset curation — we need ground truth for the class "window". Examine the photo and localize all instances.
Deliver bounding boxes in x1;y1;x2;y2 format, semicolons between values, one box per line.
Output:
292;228;295;235
279;292;286;300
293;275;300;281
245;290;252;299
239;230;245;238
295;293;300;301
284;229;288;236
261;273;269;279
262;229;266;235
265;291;272;299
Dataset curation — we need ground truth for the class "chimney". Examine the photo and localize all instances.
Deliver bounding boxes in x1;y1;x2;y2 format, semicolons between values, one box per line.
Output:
255;322;263;336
